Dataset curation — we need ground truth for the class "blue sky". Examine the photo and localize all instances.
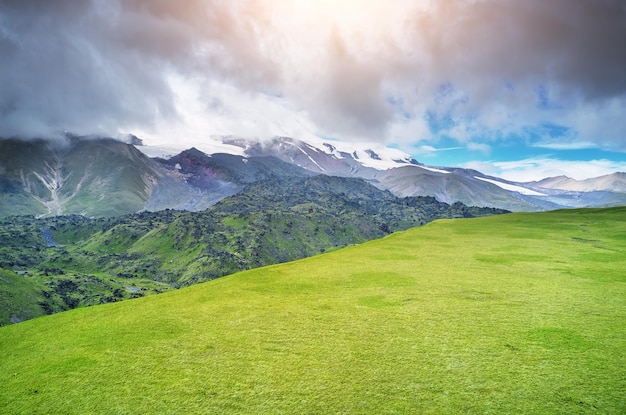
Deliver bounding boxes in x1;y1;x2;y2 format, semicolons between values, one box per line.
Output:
414;138;626;181
1;0;625;181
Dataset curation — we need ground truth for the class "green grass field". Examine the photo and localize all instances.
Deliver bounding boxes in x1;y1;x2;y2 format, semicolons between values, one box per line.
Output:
1;208;625;414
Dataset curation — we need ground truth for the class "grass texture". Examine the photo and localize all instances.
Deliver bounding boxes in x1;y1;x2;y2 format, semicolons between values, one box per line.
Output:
1;208;625;414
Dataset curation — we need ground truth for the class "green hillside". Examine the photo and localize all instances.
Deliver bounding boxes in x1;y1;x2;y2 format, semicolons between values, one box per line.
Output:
0;176;504;324
1;208;625;414
0;269;51;323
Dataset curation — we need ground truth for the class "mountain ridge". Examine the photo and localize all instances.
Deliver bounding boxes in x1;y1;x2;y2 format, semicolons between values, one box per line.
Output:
1;135;625;218
530;172;626;193
141;135;626;212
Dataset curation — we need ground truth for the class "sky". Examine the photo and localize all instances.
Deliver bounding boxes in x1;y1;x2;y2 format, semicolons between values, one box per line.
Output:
1;0;626;181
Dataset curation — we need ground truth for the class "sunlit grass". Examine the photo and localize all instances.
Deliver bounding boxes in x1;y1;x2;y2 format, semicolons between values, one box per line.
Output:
1;208;625;414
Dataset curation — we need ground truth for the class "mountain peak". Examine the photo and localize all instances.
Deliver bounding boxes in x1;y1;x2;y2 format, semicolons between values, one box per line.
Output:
181;147;209;158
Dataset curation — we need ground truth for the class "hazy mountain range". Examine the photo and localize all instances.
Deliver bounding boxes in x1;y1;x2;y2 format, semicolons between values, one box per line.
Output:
1;135;624;218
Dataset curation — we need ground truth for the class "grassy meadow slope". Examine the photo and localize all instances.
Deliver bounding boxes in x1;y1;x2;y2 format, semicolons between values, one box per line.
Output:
1;208;625;414
1;177;504;325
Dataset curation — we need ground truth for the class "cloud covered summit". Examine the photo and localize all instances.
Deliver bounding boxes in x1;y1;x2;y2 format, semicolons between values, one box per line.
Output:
1;0;626;179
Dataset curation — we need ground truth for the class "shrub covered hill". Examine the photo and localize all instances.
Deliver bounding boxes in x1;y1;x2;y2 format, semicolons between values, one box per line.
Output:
0;174;506;325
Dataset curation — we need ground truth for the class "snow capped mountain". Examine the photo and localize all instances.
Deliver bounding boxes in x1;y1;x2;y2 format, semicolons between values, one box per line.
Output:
139;135;421;176
311;138;420;170
3;134;623;218
135;135;626;212
530;172;626;193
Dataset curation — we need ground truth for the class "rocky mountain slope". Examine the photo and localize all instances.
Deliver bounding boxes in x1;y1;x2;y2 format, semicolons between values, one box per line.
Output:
0;137;316;217
0;137;165;217
530;173;626;193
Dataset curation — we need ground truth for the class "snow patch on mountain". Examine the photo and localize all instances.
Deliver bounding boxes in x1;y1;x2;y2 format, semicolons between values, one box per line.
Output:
297;146;325;171
475;176;546;196
418;165;450;174
139;135;421;172
310;137;418;170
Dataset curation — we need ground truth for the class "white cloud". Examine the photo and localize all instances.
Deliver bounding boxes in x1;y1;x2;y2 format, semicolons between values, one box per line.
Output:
466;142;492;155
134;75;320;150
463;158;626;182
531;141;596;150
411;144;463;159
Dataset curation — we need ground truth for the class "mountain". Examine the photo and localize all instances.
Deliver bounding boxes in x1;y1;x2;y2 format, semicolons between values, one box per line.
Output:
0;137;315;217
375;166;554;212
2;135;625;218
0;137;166;217
155;135;625;212
0;135;518;218
146;136;548;211
218;135;419;179
531;172;626;193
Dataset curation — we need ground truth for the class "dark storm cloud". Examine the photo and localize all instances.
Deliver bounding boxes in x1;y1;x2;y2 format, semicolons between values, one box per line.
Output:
411;0;626;101
385;0;626;150
0;0;278;139
0;0;625;149
0;0;180;138
301;27;392;139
